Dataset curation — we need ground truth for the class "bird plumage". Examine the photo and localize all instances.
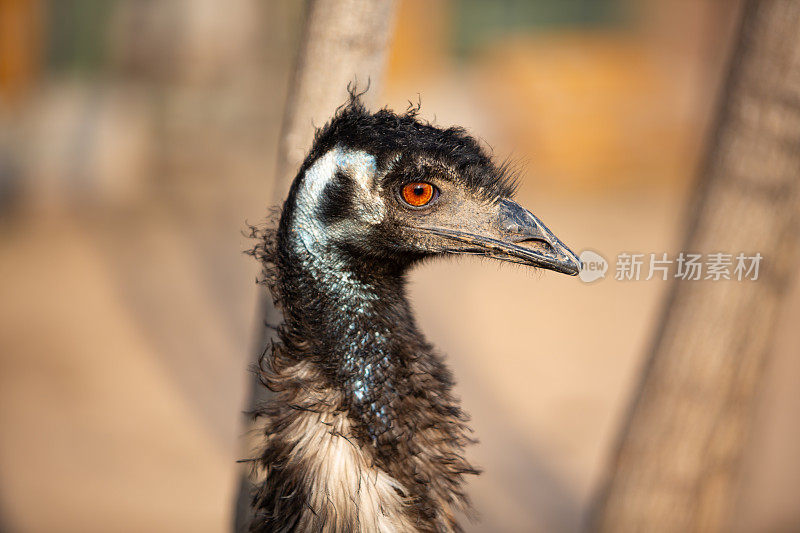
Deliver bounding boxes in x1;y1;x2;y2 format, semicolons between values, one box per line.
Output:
245;93;579;532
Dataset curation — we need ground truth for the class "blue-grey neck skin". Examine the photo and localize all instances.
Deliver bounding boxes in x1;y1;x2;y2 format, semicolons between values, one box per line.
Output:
285;235;406;443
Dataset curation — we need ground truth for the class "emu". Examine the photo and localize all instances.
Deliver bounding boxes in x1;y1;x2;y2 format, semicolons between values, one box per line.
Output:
246;95;580;532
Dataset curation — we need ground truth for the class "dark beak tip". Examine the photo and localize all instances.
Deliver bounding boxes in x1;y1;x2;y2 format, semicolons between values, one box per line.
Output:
549;241;581;276
559;257;581;276
498;199;582;277
570;254;583;274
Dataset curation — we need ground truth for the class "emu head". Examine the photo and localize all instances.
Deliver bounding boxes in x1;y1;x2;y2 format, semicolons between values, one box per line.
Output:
283;97;580;277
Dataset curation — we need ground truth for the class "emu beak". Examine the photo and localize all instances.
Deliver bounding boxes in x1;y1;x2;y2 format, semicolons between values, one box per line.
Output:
422;199;581;276
492;199;581;275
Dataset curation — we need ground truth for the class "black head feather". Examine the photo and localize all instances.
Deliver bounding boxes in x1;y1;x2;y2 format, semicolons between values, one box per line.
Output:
299;91;519;202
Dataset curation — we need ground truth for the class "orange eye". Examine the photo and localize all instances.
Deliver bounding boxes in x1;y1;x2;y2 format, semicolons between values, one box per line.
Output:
401;182;436;207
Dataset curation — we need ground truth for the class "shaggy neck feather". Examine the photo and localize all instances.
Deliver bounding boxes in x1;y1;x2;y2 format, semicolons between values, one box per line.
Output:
281;224;422;447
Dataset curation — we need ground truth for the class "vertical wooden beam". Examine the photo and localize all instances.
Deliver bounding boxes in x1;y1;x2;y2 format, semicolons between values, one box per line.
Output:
269;0;397;203
591;2;800;531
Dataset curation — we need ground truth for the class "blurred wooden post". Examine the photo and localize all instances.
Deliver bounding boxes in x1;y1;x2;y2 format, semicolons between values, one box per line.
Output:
591;2;800;531
234;1;396;530
268;0;397;201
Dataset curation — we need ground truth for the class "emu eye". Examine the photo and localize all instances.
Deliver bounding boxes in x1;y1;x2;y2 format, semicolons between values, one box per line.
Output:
400;182;437;207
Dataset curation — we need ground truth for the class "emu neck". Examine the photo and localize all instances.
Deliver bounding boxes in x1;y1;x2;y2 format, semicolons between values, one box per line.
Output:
279;227;422;446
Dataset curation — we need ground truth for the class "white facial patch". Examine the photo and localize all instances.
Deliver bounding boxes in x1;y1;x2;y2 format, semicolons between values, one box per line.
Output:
293;145;385;256
336;149;385;225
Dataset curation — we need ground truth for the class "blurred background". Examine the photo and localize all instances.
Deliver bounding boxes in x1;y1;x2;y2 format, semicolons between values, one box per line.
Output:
0;0;798;531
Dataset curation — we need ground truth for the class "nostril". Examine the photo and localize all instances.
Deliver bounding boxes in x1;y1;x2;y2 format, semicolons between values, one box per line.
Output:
514;237;555;254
